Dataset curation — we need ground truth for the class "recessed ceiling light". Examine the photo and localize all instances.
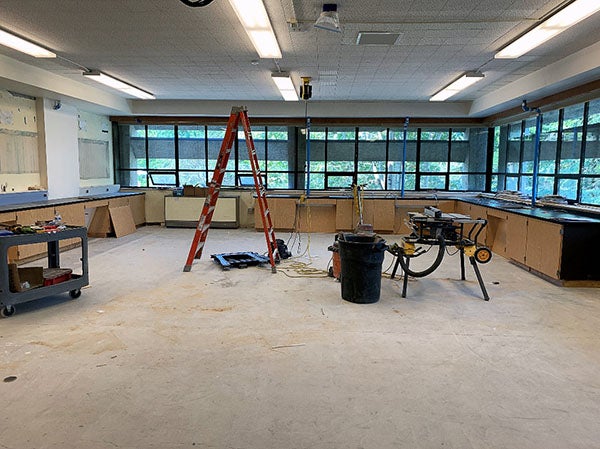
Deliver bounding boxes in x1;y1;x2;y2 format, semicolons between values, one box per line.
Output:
430;72;484;102
83;71;155;100
228;0;282;59
495;0;600;58
271;73;298;101
0;29;55;58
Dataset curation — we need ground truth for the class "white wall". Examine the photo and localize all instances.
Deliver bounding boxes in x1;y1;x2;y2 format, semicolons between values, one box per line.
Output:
38;98;80;199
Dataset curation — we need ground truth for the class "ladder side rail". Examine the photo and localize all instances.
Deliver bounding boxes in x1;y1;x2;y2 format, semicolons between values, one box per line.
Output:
183;112;239;271
239;111;279;271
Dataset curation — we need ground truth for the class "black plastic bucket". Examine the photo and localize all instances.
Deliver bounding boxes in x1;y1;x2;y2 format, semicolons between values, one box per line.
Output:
338;233;388;304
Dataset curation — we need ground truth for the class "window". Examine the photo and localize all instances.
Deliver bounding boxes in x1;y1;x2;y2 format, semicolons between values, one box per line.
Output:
582;99;600;204
178;125;207;187
266;126;292;189
491;97;600;204
357;127;386;190
388;128;417;190
419;128;448;190
307;126;326;190
560;104;584;174
449;128;487;191
116;124;146;187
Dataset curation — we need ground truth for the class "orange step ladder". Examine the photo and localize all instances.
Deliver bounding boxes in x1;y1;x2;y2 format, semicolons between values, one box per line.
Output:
183;107;280;273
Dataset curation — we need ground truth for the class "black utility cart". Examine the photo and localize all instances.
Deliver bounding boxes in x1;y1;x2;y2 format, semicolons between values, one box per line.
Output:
0;226;89;317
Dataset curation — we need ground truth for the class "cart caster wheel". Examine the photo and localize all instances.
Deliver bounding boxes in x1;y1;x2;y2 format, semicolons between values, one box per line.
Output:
474;247;492;264
69;289;82;299
1;305;16;318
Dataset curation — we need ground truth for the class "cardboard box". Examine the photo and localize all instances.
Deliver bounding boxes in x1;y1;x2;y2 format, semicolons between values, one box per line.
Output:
8;264;44;292
183;185;196;197
183;185;209;197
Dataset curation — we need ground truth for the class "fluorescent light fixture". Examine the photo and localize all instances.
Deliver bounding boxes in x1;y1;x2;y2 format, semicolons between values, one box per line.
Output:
271;73;298;101
83;71;155;100
430;71;484;102
228;0;282;59
0;29;55;58
496;0;600;59
315;4;341;33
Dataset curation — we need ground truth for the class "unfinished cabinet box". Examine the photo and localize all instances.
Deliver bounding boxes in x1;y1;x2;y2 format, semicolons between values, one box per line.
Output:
485;209;509;257
297;199;336;233
256;198;296;230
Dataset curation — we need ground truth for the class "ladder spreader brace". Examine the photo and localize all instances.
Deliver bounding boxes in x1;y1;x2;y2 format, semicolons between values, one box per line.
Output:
183;107;280;273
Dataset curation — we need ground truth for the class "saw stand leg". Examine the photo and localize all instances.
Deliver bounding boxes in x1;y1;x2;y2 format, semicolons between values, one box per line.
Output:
460;248;466;280
401;257;410;298
469;256;490;301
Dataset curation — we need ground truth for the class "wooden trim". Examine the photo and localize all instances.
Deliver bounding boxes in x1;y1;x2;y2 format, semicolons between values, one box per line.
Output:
485;78;600;125
110;115;486;127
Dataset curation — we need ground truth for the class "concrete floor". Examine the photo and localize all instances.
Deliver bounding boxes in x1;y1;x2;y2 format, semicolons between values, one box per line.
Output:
1;226;599;449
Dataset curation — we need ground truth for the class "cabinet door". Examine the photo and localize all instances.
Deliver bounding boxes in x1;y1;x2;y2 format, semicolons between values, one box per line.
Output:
128;194;146;226
360;200;376;227
371;200;395;232
55;204;85;226
505;213;528;264
336;199;354;231
256;198;296;230
526;220;563;279
55;203;86;249
454;201;471;216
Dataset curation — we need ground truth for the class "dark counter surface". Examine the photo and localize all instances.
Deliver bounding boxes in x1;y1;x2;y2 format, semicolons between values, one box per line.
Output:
0;191;144;214
459;197;600;225
263;192;600;225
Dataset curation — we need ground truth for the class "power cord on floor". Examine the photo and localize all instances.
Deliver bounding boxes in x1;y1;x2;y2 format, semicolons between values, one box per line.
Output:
277;260;329;278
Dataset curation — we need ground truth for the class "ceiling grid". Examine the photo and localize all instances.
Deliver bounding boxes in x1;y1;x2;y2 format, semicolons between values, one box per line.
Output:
0;0;597;115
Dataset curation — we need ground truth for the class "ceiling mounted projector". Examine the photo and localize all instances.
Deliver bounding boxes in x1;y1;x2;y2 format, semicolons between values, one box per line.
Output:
315;4;341;33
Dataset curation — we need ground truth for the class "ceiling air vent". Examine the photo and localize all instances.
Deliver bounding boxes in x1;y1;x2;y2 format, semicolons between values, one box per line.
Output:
356;32;402;46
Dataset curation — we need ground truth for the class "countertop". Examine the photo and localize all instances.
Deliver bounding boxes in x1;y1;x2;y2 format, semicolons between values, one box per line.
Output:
459;197;600;225
0;191;144;214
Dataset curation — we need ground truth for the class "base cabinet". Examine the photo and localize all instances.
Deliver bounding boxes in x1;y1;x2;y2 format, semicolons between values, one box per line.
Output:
525;220;562;279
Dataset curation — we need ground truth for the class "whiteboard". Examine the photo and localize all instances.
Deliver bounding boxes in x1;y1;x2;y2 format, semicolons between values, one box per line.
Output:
0;129;39;174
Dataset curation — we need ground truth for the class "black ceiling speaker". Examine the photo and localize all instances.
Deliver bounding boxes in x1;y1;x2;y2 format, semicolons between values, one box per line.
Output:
179;0;216;7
